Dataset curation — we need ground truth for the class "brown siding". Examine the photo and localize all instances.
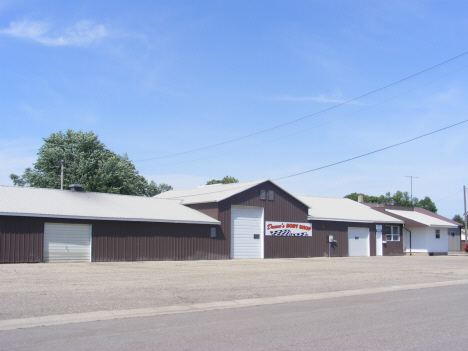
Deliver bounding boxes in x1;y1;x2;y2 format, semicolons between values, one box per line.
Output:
0;216;43;263
384;224;404;256
309;221;388;257
92;220;227;261
186;203;219;220
1;216;227;263
218;181;310;258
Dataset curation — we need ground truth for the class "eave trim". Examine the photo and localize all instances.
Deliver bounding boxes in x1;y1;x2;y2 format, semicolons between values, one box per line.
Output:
0;212;220;225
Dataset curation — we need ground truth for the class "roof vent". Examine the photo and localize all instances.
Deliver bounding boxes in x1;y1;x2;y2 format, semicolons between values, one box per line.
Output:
69;184;84;192
358;194;364;203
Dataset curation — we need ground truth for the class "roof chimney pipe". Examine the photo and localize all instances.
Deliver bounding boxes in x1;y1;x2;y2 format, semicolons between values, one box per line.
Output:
358;194;364;203
68;184;84;192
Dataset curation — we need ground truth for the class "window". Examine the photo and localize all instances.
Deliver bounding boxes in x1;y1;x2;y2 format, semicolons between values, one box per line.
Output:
211;228;217;238
451;231;455;238
260;189;266;200
268;190;274;201
385;226;400;241
435;229;440;239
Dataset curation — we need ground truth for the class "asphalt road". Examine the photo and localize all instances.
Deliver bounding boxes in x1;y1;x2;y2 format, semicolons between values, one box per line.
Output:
1;283;466;351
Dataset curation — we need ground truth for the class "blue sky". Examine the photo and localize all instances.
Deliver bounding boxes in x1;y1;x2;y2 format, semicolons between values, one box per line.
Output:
0;0;467;218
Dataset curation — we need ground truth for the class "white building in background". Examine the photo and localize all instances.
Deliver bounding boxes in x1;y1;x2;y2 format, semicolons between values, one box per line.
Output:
364;205;460;255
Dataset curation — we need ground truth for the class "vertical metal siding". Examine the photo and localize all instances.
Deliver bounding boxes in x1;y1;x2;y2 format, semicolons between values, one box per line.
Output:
1;216;228;263
91;220;228;262
186;203;219;220
219;181;310;259
0;216;43;263
310;221;379;257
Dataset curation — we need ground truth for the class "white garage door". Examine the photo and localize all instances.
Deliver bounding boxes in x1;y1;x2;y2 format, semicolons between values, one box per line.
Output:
44;223;92;262
231;206;264;259
348;227;370;257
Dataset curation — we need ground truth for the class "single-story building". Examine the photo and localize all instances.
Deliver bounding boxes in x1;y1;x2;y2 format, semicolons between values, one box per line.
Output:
0;185;221;263
295;195;404;257
364;204;460;255
2;179;454;263
156;179;313;259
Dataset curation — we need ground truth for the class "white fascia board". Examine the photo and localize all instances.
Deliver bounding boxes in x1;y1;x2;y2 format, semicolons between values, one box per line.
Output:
0;213;220;225
428;224;459;228
307;217;403;224
307;217;374;223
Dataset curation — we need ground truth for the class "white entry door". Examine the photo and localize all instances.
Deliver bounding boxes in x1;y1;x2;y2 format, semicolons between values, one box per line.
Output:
376;231;383;256
348;227;370;257
44;223;92;262
231;206;264;259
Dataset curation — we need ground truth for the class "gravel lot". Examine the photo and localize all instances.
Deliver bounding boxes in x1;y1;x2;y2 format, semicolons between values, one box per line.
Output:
1;255;468;320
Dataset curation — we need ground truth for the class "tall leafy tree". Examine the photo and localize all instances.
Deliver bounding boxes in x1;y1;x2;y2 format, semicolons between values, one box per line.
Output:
345;190;438;213
453;214;466;228
206;176;239;185
10;130;171;196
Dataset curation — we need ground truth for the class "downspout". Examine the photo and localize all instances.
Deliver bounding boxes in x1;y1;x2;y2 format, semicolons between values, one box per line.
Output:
404;226;412;256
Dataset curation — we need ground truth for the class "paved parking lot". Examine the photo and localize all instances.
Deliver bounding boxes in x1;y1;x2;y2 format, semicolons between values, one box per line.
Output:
1;255;467;320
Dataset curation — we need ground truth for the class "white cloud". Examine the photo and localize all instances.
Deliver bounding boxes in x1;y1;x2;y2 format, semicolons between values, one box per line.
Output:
0;19;109;47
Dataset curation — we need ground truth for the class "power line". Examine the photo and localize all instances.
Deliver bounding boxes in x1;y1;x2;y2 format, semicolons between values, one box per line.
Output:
163;119;468;199
139;64;468;169
274;119;468;181
135;51;468;163
436;189;464;202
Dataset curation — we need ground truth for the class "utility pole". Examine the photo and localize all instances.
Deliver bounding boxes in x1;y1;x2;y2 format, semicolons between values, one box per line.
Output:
60;160;64;191
55;159;65;190
405;176;419;201
464;185;467;250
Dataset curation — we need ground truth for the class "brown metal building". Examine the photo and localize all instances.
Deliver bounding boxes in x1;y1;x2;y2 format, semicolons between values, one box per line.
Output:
157;179;313;259
2;180;406;263
296;195;404;257
158;180;405;259
0;185;221;263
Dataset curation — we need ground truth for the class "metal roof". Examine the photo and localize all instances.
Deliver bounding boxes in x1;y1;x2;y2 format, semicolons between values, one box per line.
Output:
295;195;404;224
385;209;458;228
0;185;220;225
155;179;311;207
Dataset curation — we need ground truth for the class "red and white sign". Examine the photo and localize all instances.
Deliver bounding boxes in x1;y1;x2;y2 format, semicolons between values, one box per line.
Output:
265;221;312;236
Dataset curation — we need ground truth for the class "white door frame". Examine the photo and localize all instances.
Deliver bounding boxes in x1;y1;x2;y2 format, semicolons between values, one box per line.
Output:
376;231;383;256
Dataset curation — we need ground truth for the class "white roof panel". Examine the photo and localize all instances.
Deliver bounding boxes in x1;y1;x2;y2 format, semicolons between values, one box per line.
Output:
0;186;219;224
296;195;403;224
386;209;458;228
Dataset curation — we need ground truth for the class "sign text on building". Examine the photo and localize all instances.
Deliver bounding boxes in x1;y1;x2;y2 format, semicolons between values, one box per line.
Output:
265;221;312;236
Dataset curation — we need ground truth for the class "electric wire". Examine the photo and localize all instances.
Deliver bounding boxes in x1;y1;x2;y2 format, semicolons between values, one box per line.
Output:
138;64;468;169
163;119;468;199
274;120;468;181
135;51;468;162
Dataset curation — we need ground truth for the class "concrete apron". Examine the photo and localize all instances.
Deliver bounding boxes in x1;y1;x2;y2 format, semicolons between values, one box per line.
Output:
1;279;468;331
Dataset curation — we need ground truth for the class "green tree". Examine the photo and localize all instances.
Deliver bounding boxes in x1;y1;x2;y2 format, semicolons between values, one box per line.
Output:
146;181;173;197
10;130;171;196
453;214;466;228
345;190;438;213
206;176;239;185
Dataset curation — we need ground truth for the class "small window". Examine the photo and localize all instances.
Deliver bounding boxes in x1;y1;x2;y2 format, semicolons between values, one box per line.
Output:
435;229;440;239
211;228;216;238
268;190;274;201
451;231;455;238
385;226;400;241
260;189;266;200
